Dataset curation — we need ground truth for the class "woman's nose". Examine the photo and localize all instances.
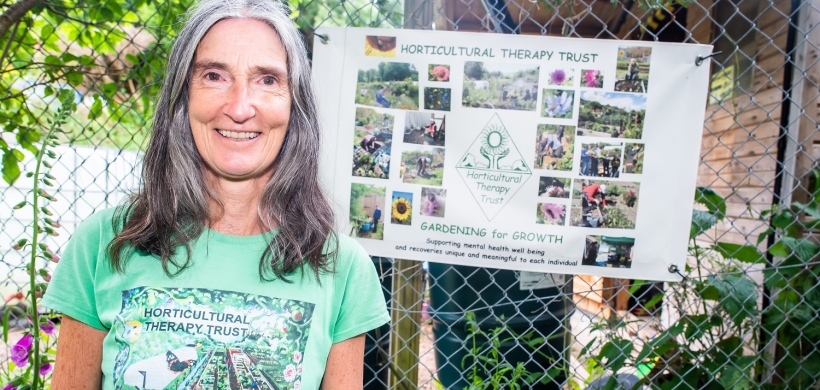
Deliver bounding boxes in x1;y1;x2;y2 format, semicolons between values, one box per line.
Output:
224;82;256;123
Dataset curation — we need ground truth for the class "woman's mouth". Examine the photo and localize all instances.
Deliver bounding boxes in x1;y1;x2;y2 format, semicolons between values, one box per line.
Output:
216;129;261;140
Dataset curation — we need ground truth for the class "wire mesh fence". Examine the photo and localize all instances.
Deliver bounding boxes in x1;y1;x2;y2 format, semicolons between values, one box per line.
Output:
1;0;819;389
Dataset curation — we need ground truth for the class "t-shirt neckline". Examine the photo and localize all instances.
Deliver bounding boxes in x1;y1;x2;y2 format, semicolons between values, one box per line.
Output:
201;227;278;245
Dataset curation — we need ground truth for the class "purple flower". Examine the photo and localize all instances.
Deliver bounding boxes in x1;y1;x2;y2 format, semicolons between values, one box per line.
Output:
16;333;33;350
540;203;566;224
3;383;17;390
39;363;52;375
10;345;28;367
550;69;567;85
40;319;56;335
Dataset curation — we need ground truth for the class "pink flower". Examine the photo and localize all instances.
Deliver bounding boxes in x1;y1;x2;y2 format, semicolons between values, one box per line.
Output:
294;380;301;390
550;69;567;85
584;70;599;88
431;66;450;81
540;203;566;224
40;319;56;335
293;351;302;363
39;363;52;375
297;363;303;375
283;364;297;382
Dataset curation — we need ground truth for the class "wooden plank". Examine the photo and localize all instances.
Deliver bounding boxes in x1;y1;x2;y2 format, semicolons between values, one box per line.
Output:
704;88;783;119
686;0;713;44
700;123;780;148
698;154;779;177
704;185;774;205
705;108;782;137
702;228;761;246
389;259;423;390
697;169;775;189
701;135;779;161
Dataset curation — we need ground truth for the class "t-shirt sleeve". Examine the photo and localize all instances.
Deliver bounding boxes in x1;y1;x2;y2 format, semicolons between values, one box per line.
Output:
40;211;110;331
332;239;390;343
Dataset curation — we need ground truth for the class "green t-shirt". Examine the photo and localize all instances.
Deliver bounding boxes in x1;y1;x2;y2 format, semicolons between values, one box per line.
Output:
41;208;390;390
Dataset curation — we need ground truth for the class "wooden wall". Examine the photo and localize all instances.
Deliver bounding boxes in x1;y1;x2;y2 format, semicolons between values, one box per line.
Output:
696;0;792;246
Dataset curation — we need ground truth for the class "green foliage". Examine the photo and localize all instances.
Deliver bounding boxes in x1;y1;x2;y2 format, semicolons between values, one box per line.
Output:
2;92;73;390
462;312;561;390
588;187;758;389
0;0;195;185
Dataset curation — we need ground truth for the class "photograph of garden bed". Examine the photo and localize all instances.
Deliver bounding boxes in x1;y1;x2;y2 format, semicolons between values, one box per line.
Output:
570;179;640;229
355;62;419;110
578;91;646;139
352;108;393;179
461;61;539;111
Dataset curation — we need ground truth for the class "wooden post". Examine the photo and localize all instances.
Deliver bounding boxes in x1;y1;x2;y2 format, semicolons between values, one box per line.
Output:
389;259;424;390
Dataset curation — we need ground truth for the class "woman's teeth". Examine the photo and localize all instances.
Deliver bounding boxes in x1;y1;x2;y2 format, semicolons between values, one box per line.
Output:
217;130;261;139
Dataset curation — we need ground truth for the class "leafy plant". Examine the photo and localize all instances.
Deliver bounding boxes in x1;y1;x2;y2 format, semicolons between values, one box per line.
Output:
462;312;562;390
586;187;761;389
2;92;73;390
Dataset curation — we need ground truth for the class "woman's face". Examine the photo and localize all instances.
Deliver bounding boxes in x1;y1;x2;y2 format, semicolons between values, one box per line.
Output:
188;18;291;182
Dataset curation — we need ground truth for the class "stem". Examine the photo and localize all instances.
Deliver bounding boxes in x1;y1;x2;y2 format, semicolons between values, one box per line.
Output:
28;115;60;390
692;240;717;345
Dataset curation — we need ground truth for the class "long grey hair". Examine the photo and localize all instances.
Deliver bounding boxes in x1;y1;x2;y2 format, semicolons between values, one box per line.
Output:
108;0;337;281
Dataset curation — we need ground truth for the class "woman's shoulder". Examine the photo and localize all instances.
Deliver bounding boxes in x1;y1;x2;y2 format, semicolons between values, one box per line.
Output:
72;207;120;238
329;233;368;262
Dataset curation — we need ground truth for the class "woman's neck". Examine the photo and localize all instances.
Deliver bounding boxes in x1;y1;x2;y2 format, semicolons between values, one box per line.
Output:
206;175;269;236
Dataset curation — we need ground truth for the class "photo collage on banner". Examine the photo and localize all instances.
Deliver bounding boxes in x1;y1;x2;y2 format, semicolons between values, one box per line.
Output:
349;36;449;241
533;45;652;270
317;27;712;280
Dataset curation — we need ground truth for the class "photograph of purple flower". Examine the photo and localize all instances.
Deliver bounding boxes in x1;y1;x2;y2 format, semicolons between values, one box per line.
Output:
542;89;574;119
547;68;574;86
581;69;603;88
537;202;566;225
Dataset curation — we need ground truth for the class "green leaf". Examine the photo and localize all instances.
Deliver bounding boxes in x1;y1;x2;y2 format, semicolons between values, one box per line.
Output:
44;54;62;65
89;96;103;120
597;339;634;373
101;82;119;98
713;242;766;264
695;187;726;220
40;25;55;39
769;237;819;265
704;275;759;325
2;151;21;185
66;72;84;87
691;210;717;238
78;55;95;65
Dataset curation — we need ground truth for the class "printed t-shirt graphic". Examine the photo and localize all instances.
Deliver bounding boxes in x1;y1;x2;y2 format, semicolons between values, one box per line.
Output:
112;287;314;390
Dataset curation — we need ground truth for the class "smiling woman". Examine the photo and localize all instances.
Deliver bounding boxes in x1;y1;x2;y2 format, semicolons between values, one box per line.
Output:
40;1;390;389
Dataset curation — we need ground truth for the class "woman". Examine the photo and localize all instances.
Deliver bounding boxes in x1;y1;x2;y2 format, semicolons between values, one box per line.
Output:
41;1;389;389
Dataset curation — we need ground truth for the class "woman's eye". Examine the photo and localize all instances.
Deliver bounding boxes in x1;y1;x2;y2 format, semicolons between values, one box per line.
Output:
206;72;220;81
262;76;276;85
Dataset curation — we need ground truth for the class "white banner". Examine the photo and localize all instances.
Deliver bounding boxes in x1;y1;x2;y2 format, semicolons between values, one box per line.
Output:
312;27;712;281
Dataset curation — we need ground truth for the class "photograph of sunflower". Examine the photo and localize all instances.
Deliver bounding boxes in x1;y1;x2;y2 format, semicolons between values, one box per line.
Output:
536;203;566;226
391;191;413;225
364;36;397;57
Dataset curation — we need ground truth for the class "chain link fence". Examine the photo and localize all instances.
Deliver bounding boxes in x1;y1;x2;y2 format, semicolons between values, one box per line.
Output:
1;0;819;388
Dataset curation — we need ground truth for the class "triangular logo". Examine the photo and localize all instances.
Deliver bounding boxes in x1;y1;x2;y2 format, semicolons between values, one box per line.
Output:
456;114;532;221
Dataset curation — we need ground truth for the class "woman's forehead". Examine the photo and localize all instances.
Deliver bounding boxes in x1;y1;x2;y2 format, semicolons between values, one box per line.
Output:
194;18;287;67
